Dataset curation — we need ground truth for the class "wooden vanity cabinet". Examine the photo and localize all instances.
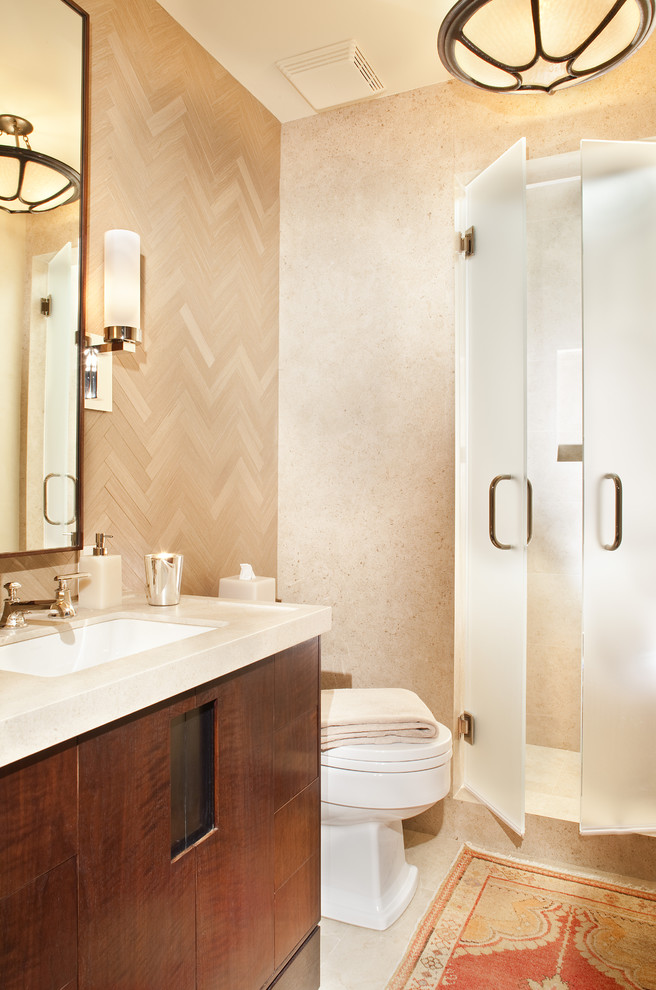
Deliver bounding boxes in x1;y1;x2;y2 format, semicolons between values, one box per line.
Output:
0;636;321;989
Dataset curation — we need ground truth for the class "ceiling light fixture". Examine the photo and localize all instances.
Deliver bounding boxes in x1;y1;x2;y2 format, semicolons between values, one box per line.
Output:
0;114;80;213
438;0;656;94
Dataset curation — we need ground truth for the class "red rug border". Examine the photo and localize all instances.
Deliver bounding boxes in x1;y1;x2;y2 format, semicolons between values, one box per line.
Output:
385;844;656;990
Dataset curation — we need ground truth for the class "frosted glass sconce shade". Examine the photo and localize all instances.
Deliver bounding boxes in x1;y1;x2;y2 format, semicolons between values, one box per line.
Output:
104;229;142;347
438;0;655;93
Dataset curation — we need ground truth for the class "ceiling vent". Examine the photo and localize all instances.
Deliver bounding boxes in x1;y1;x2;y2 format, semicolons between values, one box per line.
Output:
277;40;385;112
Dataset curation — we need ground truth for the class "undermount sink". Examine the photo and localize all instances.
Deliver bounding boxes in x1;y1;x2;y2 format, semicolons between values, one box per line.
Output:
0;618;217;678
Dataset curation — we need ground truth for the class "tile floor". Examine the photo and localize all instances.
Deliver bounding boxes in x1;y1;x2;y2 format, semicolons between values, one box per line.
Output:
456;744;581;823
318;829;461;990
525;744;580;822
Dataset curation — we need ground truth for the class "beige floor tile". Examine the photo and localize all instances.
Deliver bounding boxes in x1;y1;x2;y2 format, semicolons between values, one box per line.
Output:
455;745;581;821
319;830;460;990
525;743;580;822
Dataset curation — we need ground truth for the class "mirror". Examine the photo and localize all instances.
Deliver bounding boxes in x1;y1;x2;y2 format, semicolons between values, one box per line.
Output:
0;0;87;556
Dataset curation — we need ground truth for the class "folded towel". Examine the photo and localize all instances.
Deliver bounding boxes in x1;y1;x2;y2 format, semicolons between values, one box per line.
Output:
321;687;439;751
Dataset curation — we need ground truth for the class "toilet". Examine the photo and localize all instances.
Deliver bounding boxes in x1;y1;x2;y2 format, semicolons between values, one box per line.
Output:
321;718;452;931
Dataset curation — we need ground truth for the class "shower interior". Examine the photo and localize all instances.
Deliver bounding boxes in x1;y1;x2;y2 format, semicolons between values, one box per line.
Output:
525;157;582;824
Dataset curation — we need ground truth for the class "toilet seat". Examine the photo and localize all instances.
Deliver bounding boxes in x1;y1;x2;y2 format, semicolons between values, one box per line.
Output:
321;723;452;773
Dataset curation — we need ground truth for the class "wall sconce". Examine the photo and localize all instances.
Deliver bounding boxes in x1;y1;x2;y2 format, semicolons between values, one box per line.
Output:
102;228;142;350
84;228;142;413
438;0;655;94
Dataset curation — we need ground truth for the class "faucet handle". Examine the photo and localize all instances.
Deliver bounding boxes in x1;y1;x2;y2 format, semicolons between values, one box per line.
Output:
3;581;22;601
50;573;91;619
0;582;27;628
54;573;91;587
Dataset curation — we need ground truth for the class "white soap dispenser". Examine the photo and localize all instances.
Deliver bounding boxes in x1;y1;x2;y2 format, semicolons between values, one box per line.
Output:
78;533;122;609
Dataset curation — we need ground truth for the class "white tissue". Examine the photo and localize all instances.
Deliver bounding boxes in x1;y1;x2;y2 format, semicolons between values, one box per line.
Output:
239;563;256;580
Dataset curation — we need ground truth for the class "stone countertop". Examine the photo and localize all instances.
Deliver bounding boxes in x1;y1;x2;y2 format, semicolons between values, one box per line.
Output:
0;594;331;770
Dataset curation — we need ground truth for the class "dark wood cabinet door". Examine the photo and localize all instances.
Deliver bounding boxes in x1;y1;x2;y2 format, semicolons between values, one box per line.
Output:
0;741;77;900
196;659;275;990
271;928;320;990
78;697;196;990
274;639;320;731
0;853;77;990
273;640;320;971
0;741;77;989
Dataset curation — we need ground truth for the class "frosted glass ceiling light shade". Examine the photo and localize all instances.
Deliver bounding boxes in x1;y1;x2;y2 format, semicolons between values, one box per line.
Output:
104;229;142;348
0;115;80;214
438;0;656;93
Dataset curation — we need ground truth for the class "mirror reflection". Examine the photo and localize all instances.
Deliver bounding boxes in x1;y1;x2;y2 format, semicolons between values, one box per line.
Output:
0;0;85;555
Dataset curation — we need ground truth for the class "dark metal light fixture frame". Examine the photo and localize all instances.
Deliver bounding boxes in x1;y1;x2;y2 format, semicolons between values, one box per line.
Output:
438;0;656;94
0;114;81;214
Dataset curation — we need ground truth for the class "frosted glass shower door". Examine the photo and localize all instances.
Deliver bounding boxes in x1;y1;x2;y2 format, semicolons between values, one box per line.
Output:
43;243;78;548
458;140;528;835
581;140;656;833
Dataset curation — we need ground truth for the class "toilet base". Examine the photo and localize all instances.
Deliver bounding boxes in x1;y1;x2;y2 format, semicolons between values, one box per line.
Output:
321;819;418;930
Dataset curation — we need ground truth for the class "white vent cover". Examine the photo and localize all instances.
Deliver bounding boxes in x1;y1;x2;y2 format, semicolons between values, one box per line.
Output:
277;40;385;111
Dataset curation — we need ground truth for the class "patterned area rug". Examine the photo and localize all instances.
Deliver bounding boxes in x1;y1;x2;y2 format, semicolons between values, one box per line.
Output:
386;845;656;990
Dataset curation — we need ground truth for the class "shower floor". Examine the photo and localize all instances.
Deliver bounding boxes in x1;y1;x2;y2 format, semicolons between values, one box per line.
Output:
456;745;581;823
526;744;580;823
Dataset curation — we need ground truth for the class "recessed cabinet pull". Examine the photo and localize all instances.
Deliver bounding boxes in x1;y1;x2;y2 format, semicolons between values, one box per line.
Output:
602;473;623;551
489;475;513;550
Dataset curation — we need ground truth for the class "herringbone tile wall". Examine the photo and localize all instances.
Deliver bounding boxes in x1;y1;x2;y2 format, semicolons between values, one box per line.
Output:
1;0;281;597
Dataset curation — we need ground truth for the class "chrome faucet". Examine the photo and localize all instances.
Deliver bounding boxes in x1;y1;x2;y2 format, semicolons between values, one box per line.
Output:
0;574;90;629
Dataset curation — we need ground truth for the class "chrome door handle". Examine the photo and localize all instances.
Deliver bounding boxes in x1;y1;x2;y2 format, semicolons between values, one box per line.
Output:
602;473;622;551
527;478;533;545
489;475;512;550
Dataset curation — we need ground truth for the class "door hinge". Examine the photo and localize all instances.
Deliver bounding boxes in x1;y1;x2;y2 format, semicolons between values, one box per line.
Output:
459;226;474;258
458;711;474;743
41;295;52;317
